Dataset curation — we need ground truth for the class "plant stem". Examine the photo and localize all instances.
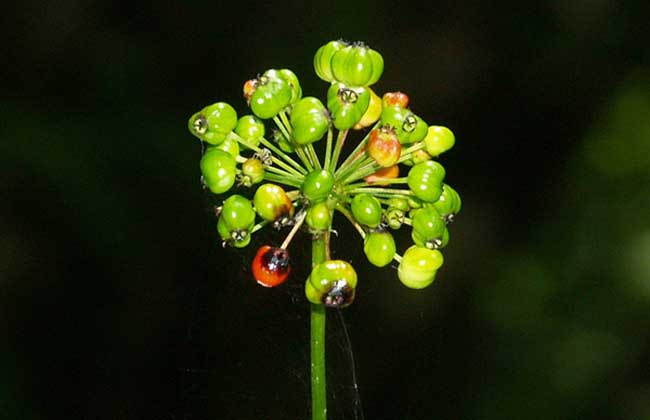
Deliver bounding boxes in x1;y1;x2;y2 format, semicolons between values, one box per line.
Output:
345;187;413;196
280;210;306;249
324;128;333;170
307;144;322;169
263;173;303;187
329;129;348;172
279;111;293;135
273;115;292;143
336;204;366;239
265;165;301;179
311;232;329;420
296;146;315;172
334;122;378;176
257;137;307;175
344;177;408;191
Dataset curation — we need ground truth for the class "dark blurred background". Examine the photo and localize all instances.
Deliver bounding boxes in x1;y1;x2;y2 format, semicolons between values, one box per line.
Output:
2;1;649;419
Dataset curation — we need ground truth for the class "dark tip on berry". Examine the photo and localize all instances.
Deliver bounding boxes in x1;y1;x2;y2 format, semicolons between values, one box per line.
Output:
339;88;358;104
261;247;290;275
231;230;249;242
403;114;417;133
425;238;443;250
322;280;355;308
258;75;270;86
272;213;293;230
193;115;208;135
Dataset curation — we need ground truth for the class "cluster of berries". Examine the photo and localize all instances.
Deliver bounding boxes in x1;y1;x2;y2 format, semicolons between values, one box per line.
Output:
188;40;461;308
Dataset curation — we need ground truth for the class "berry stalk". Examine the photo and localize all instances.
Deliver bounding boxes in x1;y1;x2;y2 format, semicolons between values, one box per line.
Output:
311;232;329;420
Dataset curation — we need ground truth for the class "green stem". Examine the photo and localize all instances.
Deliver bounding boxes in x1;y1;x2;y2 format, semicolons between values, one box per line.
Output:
231;133;305;176
296;146;315;172
279;110;293;134
250;221;269;234
345;177;408;191
263;173;303;188
345;187;413;196
273;115;293;143
307;144;322;169
311;232;329;420
329;129;349;173
265;165;302;179
334;122;378;176
340;159;381;184
256;137;307;175
323;128;333;170
336;155;374;184
336;204;366;239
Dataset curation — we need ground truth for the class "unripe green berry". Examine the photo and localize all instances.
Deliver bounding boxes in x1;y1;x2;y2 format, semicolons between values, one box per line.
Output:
424;126;455;156
305;260;358;308
364;231;396;267
350;194;383;228
302;169;334;203
306;202;332;231
397;246;443;289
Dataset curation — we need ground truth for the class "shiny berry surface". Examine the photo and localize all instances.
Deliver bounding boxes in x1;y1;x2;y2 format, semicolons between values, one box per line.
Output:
252;245;291;287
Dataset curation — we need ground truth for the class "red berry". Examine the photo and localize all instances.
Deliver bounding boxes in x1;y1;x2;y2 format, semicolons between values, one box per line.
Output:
382;91;409;108
252;245;291;287
367;127;401;167
243;79;258;105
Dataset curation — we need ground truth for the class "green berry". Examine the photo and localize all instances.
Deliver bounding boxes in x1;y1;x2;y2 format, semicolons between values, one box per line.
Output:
290;97;329;145
253;183;294;222
330;43;384;87
380;106;428;144
424;126;455;156
212;135;239;159
433;184;462;222
306;202;332;231
217;196;255;249
364;231;396;267
305;260;358;308
350;194;382;228
326;82;371;130
387;197;409;212
235;115;265;148
250;74;292;119
264;69;302;104
397;246;443;289
220;194;256;232
200;148;237;194
241;158;265;185
314;40;347;83
411;207;446;249
407;160;446;202
302;169;334;203
189;102;238;145
385;207;405;230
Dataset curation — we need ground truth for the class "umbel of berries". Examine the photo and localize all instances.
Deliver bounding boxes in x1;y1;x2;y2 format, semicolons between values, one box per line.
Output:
187;39;461;420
